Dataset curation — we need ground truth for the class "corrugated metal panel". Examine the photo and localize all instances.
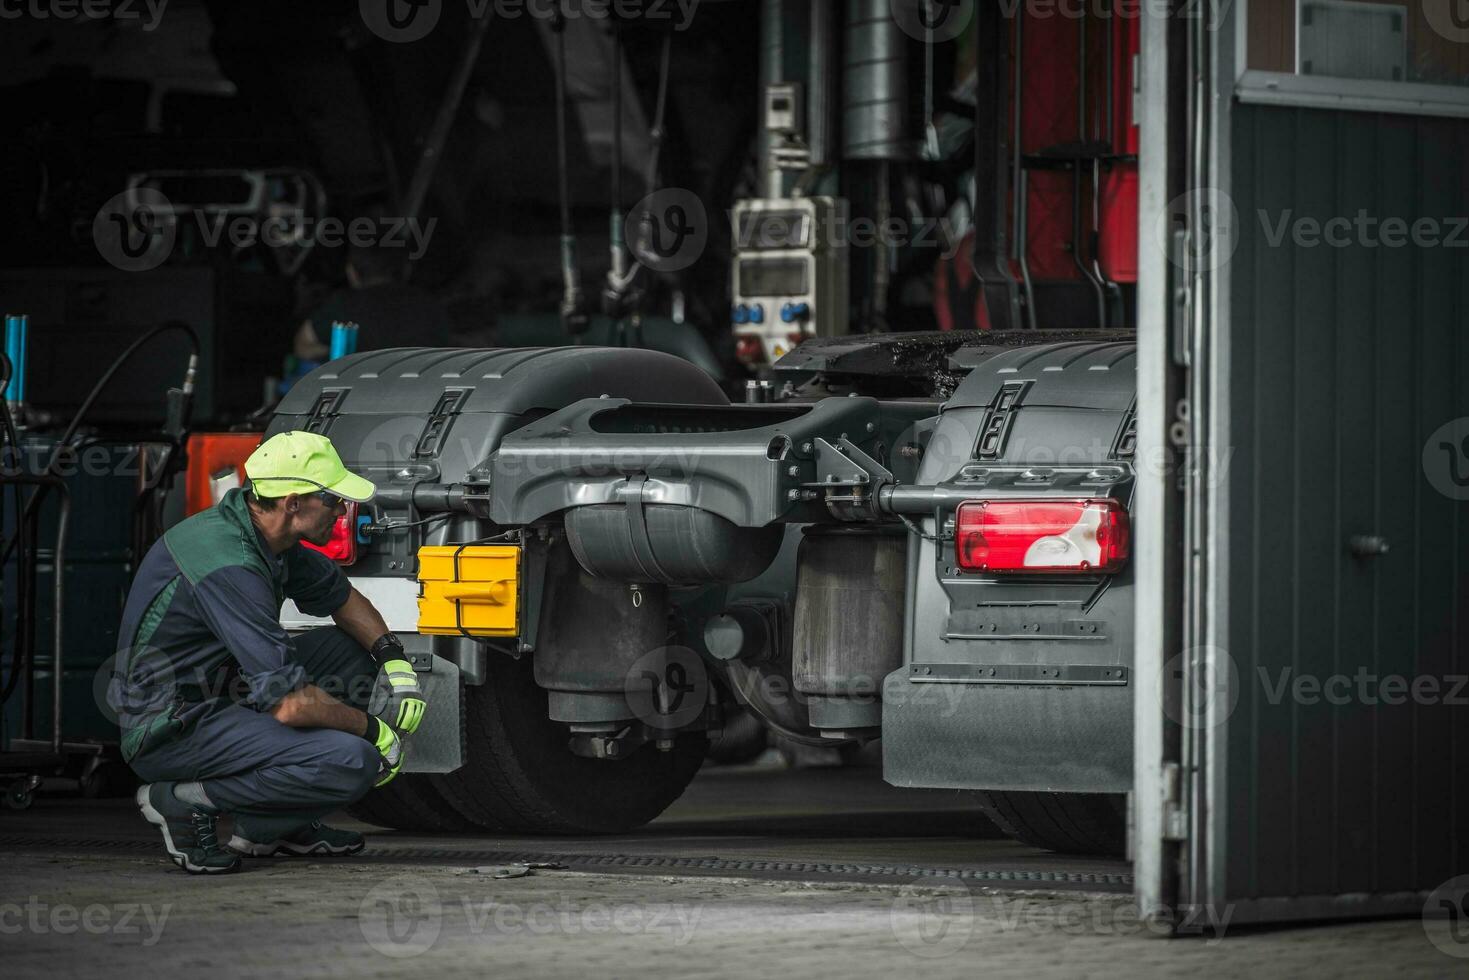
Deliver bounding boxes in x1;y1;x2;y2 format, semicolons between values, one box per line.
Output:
1222;103;1468;908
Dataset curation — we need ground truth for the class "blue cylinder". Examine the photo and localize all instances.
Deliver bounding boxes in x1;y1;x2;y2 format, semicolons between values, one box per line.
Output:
329;320;349;360
4;314;27;403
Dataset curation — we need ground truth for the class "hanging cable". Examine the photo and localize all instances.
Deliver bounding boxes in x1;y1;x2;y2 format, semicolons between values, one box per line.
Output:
603;20;633;315
362;512;453;535
623;30;674;293
899;514;943;543
643;31;673;194
1;321;200;566
554;13;586;335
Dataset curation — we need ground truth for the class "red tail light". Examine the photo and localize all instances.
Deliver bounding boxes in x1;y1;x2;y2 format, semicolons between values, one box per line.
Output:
303;502;360;565
955;499;1129;574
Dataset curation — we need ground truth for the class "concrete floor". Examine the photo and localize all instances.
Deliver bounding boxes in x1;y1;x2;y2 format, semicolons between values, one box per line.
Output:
0;760;1457;978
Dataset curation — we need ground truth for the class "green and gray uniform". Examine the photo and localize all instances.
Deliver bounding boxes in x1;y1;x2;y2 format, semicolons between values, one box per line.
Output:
111;488;379;834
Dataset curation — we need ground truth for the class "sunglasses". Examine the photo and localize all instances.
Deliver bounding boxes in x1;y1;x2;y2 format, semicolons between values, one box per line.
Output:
248;477;346;509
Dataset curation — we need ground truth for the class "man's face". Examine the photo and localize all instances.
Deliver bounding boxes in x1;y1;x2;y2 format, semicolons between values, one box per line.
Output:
292;492;346;546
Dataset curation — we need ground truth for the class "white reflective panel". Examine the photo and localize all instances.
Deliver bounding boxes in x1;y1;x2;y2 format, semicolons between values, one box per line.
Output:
280;576;420;633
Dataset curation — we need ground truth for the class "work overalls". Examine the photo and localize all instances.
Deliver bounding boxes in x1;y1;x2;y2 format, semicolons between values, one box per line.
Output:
111;489;378;839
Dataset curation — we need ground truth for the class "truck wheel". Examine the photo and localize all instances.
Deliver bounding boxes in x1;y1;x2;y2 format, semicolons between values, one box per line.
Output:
429;651;707;834
347;774;477;833
975;791;1127;857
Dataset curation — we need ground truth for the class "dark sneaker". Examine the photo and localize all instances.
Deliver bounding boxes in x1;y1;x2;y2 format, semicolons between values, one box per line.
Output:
135;783;241;875
228;820;365;857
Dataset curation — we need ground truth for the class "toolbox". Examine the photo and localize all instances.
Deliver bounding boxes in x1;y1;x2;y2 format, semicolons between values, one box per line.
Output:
416;545;520;637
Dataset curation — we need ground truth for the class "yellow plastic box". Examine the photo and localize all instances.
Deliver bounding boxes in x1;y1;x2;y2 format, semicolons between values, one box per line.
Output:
416;545;520;637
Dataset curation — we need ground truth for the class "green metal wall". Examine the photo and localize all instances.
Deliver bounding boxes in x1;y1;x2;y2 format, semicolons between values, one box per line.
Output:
1224;103;1469;903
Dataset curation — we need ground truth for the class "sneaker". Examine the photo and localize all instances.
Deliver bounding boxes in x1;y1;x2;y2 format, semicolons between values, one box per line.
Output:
228;820;366;857
135;783;241;875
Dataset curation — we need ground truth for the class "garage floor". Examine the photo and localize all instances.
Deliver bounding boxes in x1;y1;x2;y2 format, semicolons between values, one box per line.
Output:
0;759;1453;978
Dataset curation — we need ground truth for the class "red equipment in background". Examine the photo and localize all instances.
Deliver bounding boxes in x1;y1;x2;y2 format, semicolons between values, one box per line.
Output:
183;432;262;515
1097;9;1140;284
935;0;1140;331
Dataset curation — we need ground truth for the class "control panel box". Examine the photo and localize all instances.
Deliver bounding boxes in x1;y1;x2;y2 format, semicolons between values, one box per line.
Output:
731;196;849;365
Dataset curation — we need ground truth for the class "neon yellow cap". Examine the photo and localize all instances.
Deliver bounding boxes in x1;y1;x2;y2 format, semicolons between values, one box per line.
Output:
244;431;375;502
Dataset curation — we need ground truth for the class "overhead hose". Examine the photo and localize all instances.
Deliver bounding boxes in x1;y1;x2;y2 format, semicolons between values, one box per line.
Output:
643;32;672;196
604;21;629;314
553;14;585;334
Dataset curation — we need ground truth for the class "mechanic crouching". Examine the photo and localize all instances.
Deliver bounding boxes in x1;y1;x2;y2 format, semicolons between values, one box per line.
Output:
108;431;427;874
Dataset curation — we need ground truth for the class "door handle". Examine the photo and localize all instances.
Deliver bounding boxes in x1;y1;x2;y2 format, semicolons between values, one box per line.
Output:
1349;535;1390;559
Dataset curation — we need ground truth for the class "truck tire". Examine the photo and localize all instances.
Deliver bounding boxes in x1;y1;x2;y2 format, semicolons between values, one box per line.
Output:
975;791;1127;857
347;774;476;833
428;650;707;834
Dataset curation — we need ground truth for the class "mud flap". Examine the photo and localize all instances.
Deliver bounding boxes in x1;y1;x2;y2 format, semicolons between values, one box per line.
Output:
399;653;463;774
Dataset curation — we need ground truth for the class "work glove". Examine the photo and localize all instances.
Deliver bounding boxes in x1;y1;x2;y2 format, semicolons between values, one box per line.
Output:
368;633;427;735
365;715;404;787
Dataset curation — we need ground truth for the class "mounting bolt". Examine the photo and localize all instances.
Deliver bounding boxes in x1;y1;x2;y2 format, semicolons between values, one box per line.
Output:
788;465;800;477
865;422;876;433
801;442;813;454
656;737;675;752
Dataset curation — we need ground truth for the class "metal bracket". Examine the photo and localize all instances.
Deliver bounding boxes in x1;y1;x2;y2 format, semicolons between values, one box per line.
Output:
806;436;895;520
1161;760;1188;842
1169;227;1193;369
615;475;669;584
1111;397;1138;459
909;663;1129;685
975;380;1031;459
414;388;470;458
516;531;553;655
303;389;346;434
